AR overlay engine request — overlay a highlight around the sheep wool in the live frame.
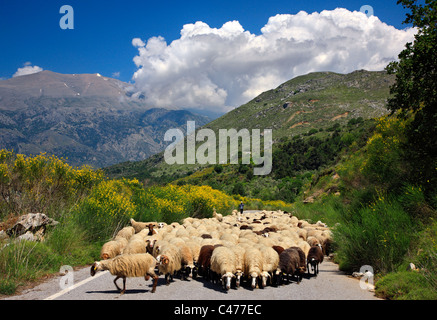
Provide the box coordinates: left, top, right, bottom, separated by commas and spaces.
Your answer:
100, 237, 128, 260
210, 246, 237, 290
90, 253, 158, 294
244, 247, 263, 289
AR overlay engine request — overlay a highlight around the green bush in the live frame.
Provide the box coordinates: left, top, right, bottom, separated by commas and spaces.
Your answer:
334, 197, 414, 274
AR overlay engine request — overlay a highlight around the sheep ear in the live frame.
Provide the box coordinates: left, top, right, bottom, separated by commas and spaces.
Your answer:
163, 256, 169, 265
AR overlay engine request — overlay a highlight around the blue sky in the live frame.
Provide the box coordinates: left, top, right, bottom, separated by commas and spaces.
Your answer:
0, 0, 412, 83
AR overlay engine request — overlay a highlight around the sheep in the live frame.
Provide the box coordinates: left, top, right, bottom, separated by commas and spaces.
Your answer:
307, 244, 324, 276
272, 245, 285, 255
213, 209, 223, 222
244, 247, 263, 289
123, 237, 147, 255
174, 242, 196, 280
115, 226, 135, 241
100, 237, 128, 260
197, 245, 215, 280
258, 245, 280, 288
229, 245, 246, 287
147, 223, 158, 236
273, 248, 301, 286
130, 218, 157, 233
306, 236, 320, 247
90, 253, 158, 294
289, 246, 307, 275
210, 246, 237, 290
156, 243, 183, 285
185, 239, 201, 264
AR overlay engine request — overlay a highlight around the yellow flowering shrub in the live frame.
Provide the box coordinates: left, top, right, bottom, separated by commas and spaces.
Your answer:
74, 179, 136, 240
0, 150, 103, 218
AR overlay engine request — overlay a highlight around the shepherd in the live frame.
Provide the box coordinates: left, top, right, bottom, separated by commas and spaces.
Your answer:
239, 201, 244, 215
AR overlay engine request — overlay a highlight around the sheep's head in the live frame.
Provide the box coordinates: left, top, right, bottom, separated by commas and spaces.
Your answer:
298, 266, 306, 274
222, 272, 235, 290
249, 272, 259, 289
272, 269, 283, 286
90, 262, 101, 276
156, 255, 169, 265
158, 222, 165, 229
260, 271, 271, 287
235, 270, 244, 287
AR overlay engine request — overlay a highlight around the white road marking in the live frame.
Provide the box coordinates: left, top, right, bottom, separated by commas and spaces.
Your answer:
44, 270, 109, 300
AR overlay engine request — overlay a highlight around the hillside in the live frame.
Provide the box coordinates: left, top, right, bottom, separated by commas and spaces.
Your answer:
0, 71, 210, 167
105, 69, 395, 181
205, 69, 394, 138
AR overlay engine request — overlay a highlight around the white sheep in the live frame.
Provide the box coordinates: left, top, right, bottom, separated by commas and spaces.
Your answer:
258, 245, 280, 288
210, 246, 237, 290
156, 243, 183, 285
100, 237, 128, 260
115, 226, 135, 241
90, 253, 158, 294
244, 247, 263, 289
130, 218, 157, 233
123, 237, 147, 255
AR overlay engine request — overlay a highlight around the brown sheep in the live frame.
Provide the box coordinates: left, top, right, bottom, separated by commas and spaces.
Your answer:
307, 245, 324, 276
272, 245, 285, 255
274, 248, 301, 285
197, 245, 215, 280
289, 246, 306, 275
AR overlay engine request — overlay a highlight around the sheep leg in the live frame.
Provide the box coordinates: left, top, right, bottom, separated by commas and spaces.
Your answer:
113, 276, 126, 294
150, 274, 158, 293
165, 274, 170, 285
121, 277, 126, 294
113, 276, 122, 292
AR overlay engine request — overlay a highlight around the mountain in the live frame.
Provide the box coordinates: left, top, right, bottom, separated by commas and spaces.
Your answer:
204, 69, 394, 139
0, 71, 210, 167
104, 69, 395, 180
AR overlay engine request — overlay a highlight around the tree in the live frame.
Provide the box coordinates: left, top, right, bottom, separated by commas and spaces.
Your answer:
385, 0, 437, 196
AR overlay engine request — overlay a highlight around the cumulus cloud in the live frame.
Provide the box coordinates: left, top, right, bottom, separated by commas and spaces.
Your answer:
13, 63, 43, 77
131, 8, 416, 114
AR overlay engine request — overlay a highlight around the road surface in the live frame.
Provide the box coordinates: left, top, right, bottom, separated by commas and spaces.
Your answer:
3, 256, 379, 301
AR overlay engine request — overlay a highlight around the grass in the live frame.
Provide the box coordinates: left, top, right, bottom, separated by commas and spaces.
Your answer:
0, 213, 101, 295
376, 271, 437, 300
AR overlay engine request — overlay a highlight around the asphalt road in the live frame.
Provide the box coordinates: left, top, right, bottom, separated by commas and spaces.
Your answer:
3, 257, 380, 301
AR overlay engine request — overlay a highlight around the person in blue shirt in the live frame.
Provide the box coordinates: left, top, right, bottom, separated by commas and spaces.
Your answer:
239, 201, 244, 214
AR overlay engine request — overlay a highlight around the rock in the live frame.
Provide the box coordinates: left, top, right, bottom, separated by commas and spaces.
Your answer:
17, 231, 37, 242
352, 272, 364, 278
0, 230, 9, 241
6, 213, 58, 237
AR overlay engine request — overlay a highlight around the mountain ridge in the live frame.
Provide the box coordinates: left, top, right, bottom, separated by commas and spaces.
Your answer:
0, 71, 210, 167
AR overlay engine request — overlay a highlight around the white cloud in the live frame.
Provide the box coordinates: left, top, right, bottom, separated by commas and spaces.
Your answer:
13, 63, 43, 77
131, 8, 416, 114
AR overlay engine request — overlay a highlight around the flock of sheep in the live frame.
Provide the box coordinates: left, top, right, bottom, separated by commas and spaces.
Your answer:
90, 209, 332, 294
